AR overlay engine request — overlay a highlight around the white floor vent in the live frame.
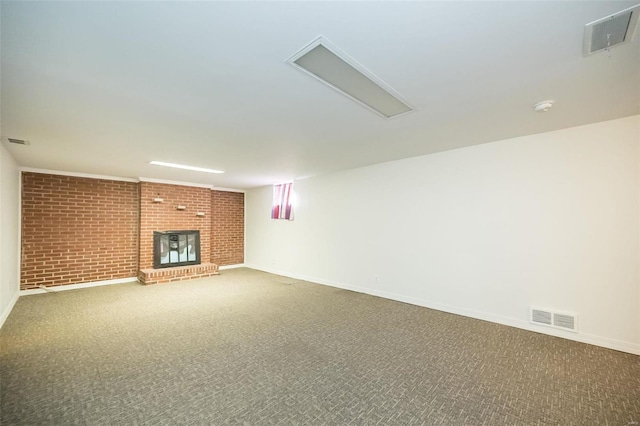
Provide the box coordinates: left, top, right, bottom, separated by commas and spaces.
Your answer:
530, 307, 578, 333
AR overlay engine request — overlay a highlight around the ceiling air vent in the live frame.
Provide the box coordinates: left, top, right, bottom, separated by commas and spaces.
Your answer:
286, 37, 413, 119
530, 307, 578, 333
583, 4, 640, 55
6, 137, 30, 145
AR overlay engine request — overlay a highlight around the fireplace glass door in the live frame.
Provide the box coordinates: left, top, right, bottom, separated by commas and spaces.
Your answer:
153, 230, 200, 269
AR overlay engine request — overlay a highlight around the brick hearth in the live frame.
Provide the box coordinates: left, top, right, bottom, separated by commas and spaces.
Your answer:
138, 263, 219, 285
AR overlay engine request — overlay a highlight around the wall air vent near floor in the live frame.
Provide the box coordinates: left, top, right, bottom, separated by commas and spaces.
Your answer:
530, 307, 578, 333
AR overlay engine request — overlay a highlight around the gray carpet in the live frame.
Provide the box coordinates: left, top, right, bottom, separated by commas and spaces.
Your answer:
1, 268, 639, 425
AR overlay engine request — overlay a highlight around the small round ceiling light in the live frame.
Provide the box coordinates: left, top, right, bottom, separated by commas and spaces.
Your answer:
533, 100, 554, 112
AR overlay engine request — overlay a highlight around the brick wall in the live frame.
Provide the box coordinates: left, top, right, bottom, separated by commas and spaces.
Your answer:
21, 173, 139, 290
139, 182, 211, 270
21, 174, 244, 289
211, 190, 244, 265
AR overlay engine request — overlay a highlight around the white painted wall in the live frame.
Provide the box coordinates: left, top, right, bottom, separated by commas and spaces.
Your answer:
246, 115, 640, 354
0, 143, 20, 328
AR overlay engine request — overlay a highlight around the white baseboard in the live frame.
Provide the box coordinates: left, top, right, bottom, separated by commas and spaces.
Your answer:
20, 277, 138, 296
245, 264, 640, 356
0, 291, 19, 330
219, 264, 246, 270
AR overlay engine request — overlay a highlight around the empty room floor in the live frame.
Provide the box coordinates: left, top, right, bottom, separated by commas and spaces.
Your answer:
1, 268, 638, 425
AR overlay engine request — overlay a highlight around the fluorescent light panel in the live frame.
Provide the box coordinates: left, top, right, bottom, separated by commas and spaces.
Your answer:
288, 39, 413, 118
150, 161, 224, 174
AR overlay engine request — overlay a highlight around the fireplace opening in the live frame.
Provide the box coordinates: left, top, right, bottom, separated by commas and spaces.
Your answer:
153, 230, 201, 269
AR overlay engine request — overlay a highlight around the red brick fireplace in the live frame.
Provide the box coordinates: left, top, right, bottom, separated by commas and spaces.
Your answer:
137, 181, 219, 285
20, 172, 244, 289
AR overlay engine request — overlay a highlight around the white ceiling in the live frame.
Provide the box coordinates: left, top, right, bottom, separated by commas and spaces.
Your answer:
2, 1, 639, 189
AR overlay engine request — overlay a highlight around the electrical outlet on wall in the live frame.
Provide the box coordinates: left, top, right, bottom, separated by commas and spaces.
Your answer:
373, 274, 380, 283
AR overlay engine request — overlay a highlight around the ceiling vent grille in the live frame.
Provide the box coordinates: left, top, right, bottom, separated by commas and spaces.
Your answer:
583, 4, 640, 55
6, 138, 30, 145
530, 307, 578, 333
286, 37, 413, 119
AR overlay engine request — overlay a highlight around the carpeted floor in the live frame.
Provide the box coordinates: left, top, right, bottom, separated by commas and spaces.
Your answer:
1, 268, 638, 425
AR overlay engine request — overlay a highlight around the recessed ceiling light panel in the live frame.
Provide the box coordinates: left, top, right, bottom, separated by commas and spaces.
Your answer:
150, 161, 224, 174
287, 37, 414, 119
583, 4, 640, 55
